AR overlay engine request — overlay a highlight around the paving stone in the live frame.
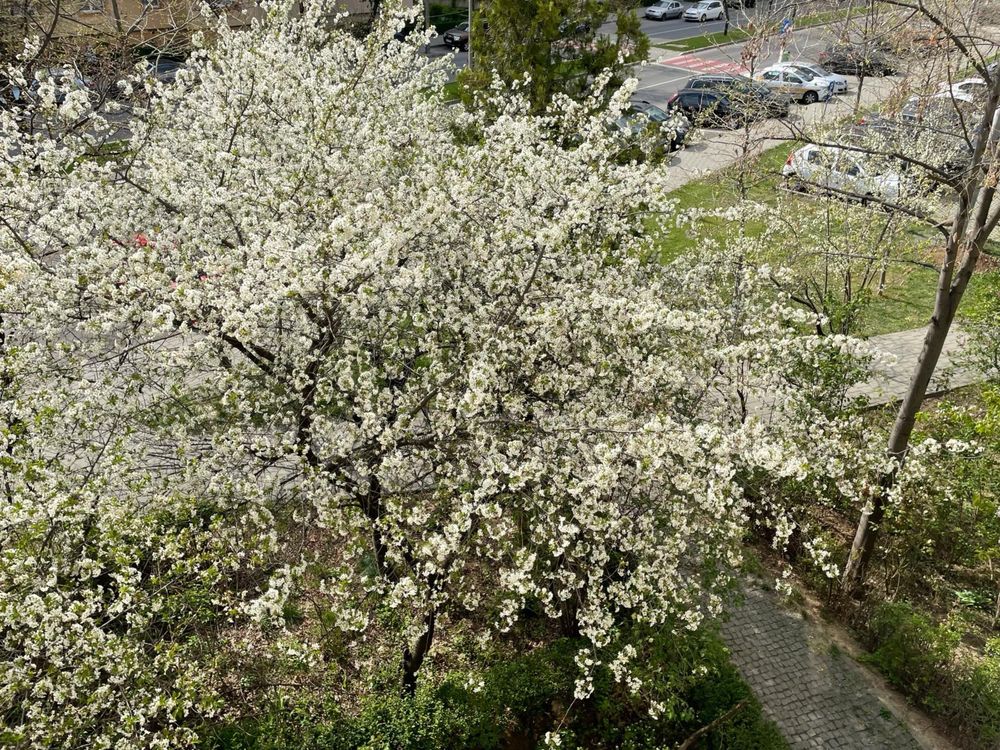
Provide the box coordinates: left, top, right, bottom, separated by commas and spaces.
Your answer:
721, 586, 922, 749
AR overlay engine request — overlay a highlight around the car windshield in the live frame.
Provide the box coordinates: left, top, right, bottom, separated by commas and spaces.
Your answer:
638, 104, 669, 122
456, 22, 469, 31
695, 2, 712, 7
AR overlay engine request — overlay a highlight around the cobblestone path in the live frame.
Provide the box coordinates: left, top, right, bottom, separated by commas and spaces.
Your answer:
721, 585, 923, 749
848, 325, 980, 406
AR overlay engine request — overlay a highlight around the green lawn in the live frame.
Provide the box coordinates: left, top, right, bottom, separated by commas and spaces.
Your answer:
649, 142, 994, 337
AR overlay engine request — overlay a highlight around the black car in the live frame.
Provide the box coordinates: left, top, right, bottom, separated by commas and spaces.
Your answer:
681, 74, 790, 117
442, 21, 471, 50
629, 99, 690, 150
146, 57, 186, 85
667, 85, 789, 128
558, 18, 592, 36
818, 43, 895, 76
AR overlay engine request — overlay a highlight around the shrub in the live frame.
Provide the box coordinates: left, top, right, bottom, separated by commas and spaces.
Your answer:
862, 602, 1000, 748
202, 629, 787, 750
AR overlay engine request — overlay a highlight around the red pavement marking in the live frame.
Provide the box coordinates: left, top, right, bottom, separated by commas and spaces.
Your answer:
659, 54, 747, 75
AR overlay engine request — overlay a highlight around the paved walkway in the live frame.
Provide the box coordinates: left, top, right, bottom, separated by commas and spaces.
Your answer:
850, 325, 980, 406
722, 584, 926, 749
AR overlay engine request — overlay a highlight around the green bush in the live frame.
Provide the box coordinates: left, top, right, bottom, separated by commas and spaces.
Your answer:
202, 630, 786, 750
863, 602, 959, 703
428, 4, 467, 32
862, 602, 1000, 748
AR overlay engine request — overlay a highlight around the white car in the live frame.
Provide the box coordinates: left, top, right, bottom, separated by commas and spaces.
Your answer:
755, 65, 833, 104
645, 0, 684, 19
782, 144, 905, 203
782, 61, 848, 94
683, 0, 725, 21
938, 77, 987, 103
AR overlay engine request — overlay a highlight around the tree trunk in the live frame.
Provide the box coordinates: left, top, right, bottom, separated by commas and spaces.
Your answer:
402, 609, 436, 696
842, 88, 1000, 591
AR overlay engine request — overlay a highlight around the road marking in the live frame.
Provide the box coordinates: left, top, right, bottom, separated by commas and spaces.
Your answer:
658, 54, 747, 74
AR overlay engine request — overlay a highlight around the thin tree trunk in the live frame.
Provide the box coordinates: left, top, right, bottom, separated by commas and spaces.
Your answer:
842, 91, 1000, 591
402, 609, 436, 695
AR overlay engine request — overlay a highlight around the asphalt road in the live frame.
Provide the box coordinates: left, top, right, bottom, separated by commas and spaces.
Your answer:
632, 25, 836, 107
599, 5, 769, 44
428, 7, 778, 68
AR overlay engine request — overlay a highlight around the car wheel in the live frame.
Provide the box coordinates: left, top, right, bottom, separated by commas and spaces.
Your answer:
802, 90, 818, 105
700, 14, 707, 21
861, 193, 873, 207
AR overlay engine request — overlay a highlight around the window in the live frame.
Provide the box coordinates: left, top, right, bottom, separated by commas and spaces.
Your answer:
79, 0, 103, 12
806, 149, 831, 167
762, 71, 780, 81
787, 75, 803, 84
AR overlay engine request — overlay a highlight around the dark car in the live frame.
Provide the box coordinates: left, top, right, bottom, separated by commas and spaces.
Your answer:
818, 43, 896, 76
558, 18, 592, 35
146, 57, 186, 85
681, 74, 790, 117
848, 114, 973, 179
667, 84, 788, 128
725, 0, 756, 8
900, 94, 977, 129
629, 99, 691, 150
443, 21, 471, 50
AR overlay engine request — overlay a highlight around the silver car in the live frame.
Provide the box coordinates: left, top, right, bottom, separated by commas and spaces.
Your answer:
646, 0, 684, 19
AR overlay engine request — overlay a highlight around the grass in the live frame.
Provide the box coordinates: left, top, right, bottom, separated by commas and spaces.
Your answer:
442, 80, 462, 102
648, 140, 991, 337
653, 8, 851, 53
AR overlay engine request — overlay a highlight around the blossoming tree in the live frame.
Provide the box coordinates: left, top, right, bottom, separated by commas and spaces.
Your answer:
0, 4, 880, 746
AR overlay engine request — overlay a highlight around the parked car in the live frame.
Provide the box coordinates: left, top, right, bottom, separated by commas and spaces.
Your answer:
754, 64, 833, 104
645, 0, 684, 20
818, 43, 896, 76
937, 77, 988, 104
628, 99, 691, 150
682, 74, 791, 117
668, 85, 787, 128
782, 144, 908, 203
146, 57, 187, 85
900, 93, 977, 129
443, 21, 471, 50
683, 0, 725, 22
6, 66, 90, 107
782, 60, 848, 94
847, 115, 972, 180
558, 18, 592, 35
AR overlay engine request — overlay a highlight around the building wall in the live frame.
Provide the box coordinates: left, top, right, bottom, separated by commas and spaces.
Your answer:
4, 0, 407, 49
